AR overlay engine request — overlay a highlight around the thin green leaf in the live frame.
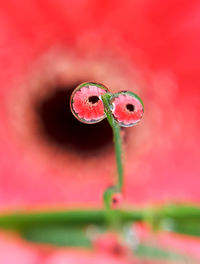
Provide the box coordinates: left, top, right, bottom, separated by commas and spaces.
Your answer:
21, 225, 91, 247
135, 243, 192, 262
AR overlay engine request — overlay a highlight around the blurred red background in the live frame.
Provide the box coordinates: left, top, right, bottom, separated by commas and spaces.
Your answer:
0, 0, 200, 263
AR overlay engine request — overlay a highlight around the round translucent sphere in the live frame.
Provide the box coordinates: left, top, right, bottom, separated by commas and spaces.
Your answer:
70, 82, 109, 124
111, 91, 144, 127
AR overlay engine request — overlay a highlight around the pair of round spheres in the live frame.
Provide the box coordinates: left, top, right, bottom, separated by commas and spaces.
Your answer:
70, 82, 144, 127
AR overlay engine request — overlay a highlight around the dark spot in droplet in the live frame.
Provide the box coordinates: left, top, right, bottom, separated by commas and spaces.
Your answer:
112, 198, 117, 204
126, 104, 134, 112
35, 83, 113, 155
88, 96, 99, 104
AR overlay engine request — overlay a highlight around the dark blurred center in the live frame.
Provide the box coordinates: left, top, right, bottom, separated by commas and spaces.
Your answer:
126, 104, 134, 112
36, 84, 113, 154
88, 95, 99, 104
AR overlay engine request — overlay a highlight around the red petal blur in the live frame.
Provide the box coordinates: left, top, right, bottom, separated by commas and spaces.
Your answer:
0, 0, 199, 209
0, 0, 200, 263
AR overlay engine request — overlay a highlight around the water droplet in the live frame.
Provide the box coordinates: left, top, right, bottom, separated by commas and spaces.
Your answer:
111, 91, 144, 127
111, 192, 123, 209
70, 82, 109, 124
123, 225, 139, 249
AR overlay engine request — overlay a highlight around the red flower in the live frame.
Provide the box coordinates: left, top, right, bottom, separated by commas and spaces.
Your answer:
111, 92, 144, 127
71, 82, 108, 123
0, 0, 199, 208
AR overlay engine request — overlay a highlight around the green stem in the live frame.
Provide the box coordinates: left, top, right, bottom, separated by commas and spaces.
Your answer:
0, 209, 142, 230
113, 122, 123, 190
101, 93, 123, 192
1, 204, 200, 233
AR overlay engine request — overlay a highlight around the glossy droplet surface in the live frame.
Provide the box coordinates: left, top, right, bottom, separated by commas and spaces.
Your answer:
111, 91, 144, 127
70, 82, 109, 124
111, 192, 123, 209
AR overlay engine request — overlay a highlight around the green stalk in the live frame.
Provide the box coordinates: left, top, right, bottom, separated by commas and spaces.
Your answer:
112, 122, 123, 190
101, 93, 123, 192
